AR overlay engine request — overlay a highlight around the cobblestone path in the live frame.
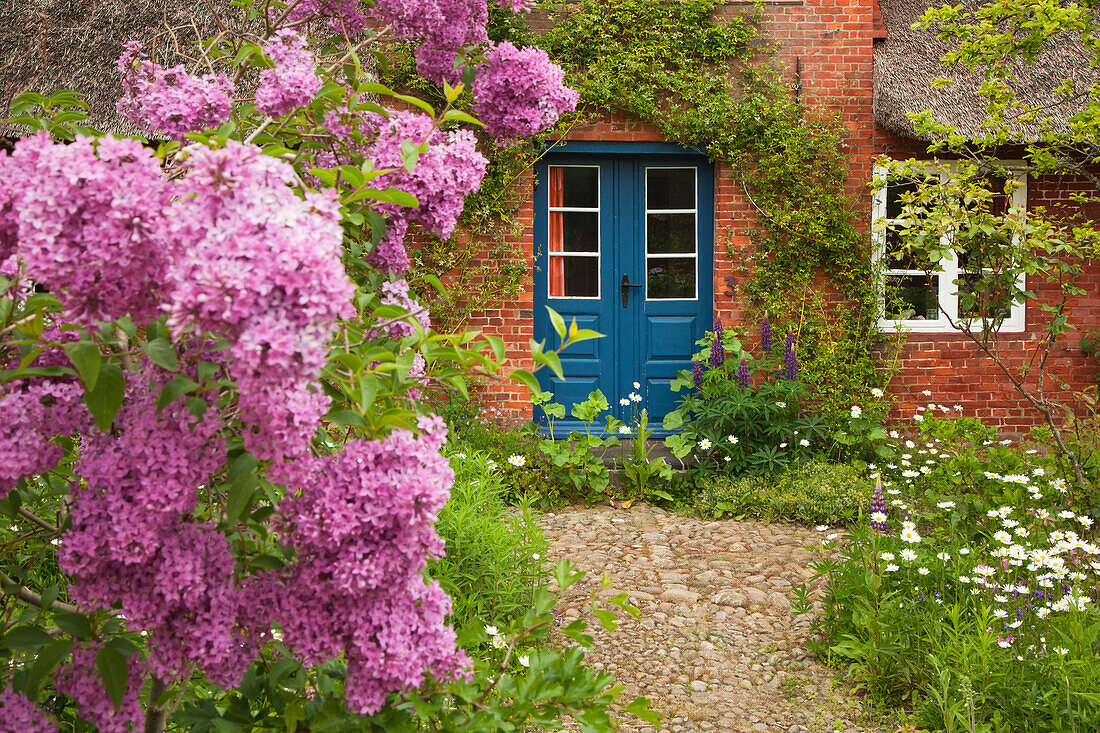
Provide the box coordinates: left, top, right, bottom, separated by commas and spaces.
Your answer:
537, 505, 891, 733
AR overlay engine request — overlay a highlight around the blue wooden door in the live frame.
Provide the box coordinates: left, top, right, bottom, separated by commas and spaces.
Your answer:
533, 145, 714, 436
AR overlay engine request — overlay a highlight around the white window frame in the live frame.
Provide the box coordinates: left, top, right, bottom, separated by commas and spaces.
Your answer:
873, 161, 1027, 334
644, 166, 699, 301
547, 164, 601, 300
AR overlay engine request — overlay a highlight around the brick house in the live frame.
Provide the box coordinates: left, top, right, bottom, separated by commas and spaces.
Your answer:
451, 0, 1100, 433
3, 0, 1097, 434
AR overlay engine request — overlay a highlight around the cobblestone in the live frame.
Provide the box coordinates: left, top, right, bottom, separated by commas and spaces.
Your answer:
537, 504, 889, 733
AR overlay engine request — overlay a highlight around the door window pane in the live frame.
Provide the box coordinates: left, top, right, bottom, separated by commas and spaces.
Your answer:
550, 255, 599, 297
647, 257, 695, 299
549, 211, 599, 252
647, 213, 695, 254
558, 166, 599, 208
646, 168, 695, 210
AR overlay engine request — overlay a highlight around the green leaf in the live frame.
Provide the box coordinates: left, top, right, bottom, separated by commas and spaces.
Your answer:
86, 362, 125, 431
63, 340, 101, 391
23, 639, 74, 697
142, 337, 178, 371
3, 625, 53, 652
510, 368, 540, 396
53, 611, 93, 640
547, 306, 567, 341
96, 645, 129, 711
622, 696, 661, 724
591, 606, 617, 633
156, 375, 199, 413
533, 349, 565, 380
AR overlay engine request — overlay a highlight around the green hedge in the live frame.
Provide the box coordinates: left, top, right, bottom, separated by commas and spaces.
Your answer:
697, 461, 869, 524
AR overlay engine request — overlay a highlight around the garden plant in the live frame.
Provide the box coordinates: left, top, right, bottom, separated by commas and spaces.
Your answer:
0, 0, 660, 730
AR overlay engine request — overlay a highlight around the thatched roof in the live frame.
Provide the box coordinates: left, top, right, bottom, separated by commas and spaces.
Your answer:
873, 0, 1100, 141
0, 0, 244, 137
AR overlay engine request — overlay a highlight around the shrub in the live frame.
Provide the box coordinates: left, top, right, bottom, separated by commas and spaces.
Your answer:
698, 460, 869, 523
432, 451, 548, 633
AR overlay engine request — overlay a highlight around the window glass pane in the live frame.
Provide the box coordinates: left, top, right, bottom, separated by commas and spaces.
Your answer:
558, 167, 598, 208
647, 257, 695, 299
647, 213, 696, 254
549, 211, 599, 253
958, 272, 1013, 320
884, 230, 927, 271
647, 168, 695, 210
885, 274, 939, 320
885, 173, 936, 219
549, 255, 598, 298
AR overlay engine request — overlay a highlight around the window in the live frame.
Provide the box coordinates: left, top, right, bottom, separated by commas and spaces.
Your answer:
547, 165, 600, 298
873, 162, 1027, 333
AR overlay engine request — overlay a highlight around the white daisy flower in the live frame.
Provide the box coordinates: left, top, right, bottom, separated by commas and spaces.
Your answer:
900, 549, 917, 561
871, 387, 884, 398
697, 438, 712, 450
618, 426, 631, 435
850, 405, 863, 419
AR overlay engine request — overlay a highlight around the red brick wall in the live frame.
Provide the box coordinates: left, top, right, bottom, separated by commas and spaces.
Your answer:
443, 0, 1100, 429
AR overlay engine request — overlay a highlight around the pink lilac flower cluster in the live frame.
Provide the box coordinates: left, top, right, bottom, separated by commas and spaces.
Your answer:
164, 141, 355, 461
366, 110, 487, 240
376, 279, 431, 339
54, 644, 148, 733
367, 220, 411, 275
0, 686, 54, 733
268, 415, 467, 714
116, 42, 233, 140
0, 134, 172, 326
472, 42, 579, 142
255, 30, 322, 116
58, 366, 259, 690
372, 0, 488, 84
406, 351, 428, 400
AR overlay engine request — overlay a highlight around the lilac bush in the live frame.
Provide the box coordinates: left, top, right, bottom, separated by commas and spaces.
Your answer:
472, 42, 580, 142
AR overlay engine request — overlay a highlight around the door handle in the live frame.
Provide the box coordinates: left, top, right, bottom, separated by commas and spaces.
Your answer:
620, 274, 642, 308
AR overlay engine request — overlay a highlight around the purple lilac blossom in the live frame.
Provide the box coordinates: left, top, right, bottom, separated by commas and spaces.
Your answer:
164, 141, 355, 461
268, 416, 468, 715
375, 279, 431, 339
365, 110, 487, 240
783, 330, 798, 381
116, 42, 232, 140
287, 0, 371, 37
692, 359, 705, 387
737, 357, 750, 388
472, 42, 579, 142
367, 219, 411, 275
0, 686, 54, 732
709, 317, 725, 368
1, 134, 172, 326
54, 644, 148, 733
256, 30, 322, 116
870, 480, 888, 533
372, 0, 488, 84
760, 314, 773, 353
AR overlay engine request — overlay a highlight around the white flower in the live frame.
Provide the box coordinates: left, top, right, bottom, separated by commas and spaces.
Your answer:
871, 387, 884, 398
871, 512, 887, 524
532, 553, 540, 560
997, 639, 1012, 648
922, 389, 932, 396
993, 609, 1008, 618
633, 381, 641, 390
507, 454, 526, 467
953, 404, 963, 412
885, 564, 899, 572
485, 625, 499, 637
452, 452, 467, 459
850, 405, 863, 419
993, 531, 1013, 544
881, 552, 896, 561
486, 460, 497, 470
1079, 516, 1094, 528
1059, 511, 1077, 519
914, 413, 924, 422
900, 528, 922, 544
698, 438, 712, 451
1054, 647, 1069, 656
629, 392, 642, 403
937, 501, 955, 509
518, 654, 530, 668
619, 398, 630, 406
918, 567, 930, 576
889, 430, 900, 438
779, 442, 788, 449
727, 435, 739, 444
937, 552, 950, 561
959, 547, 970, 555
902, 469, 919, 478
491, 635, 507, 650
902, 520, 916, 530
618, 426, 631, 435
723, 455, 731, 462
815, 525, 829, 532
799, 438, 810, 447
776, 401, 787, 408
900, 549, 917, 561
1032, 467, 1045, 476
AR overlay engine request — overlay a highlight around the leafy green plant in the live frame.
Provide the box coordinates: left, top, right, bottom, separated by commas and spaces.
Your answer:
532, 389, 622, 497
698, 461, 870, 524
620, 407, 675, 502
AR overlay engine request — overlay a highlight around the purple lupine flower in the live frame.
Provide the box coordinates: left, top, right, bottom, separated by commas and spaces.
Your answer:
783, 331, 798, 381
737, 357, 750, 388
709, 317, 725, 368
760, 314, 773, 353
692, 359, 705, 386
870, 477, 888, 533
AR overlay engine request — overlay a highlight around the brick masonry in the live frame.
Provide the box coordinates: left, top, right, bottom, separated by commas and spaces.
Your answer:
436, 0, 1100, 428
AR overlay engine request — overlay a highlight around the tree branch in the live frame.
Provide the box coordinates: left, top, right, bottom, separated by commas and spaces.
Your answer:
0, 568, 82, 614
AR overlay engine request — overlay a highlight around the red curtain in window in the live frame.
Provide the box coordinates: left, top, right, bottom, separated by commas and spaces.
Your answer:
548, 167, 565, 297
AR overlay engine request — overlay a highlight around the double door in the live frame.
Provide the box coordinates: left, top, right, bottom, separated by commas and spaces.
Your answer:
533, 149, 714, 436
